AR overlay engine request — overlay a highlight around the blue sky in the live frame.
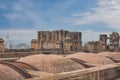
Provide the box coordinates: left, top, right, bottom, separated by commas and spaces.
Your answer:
0, 0, 120, 45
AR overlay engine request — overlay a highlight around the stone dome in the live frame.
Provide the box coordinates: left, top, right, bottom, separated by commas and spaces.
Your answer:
18, 54, 85, 74
11, 61, 39, 71
0, 64, 24, 80
98, 52, 120, 60
67, 52, 115, 65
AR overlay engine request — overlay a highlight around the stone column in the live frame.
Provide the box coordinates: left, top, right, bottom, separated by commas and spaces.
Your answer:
99, 34, 107, 52
40, 31, 44, 49
78, 32, 82, 51
51, 31, 54, 42
109, 32, 119, 51
55, 31, 58, 42
38, 31, 41, 41
58, 30, 62, 42
0, 38, 4, 51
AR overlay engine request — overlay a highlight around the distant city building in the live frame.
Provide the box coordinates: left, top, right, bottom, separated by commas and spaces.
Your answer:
31, 30, 82, 51
12, 43, 29, 49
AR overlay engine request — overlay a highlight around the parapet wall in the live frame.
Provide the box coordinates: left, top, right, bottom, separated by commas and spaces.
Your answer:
28, 63, 120, 80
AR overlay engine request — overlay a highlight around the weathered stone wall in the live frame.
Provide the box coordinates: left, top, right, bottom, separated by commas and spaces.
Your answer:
32, 31, 120, 52
84, 34, 108, 53
31, 39, 39, 49
109, 32, 119, 51
37, 30, 82, 51
86, 41, 99, 53
99, 34, 107, 52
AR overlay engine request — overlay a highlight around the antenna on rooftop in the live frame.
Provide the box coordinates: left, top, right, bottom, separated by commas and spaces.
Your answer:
5, 32, 12, 49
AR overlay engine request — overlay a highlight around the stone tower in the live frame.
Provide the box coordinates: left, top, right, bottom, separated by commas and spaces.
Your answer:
109, 32, 119, 51
99, 34, 107, 52
31, 39, 39, 49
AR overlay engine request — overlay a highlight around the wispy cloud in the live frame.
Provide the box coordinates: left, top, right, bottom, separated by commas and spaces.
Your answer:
0, 4, 6, 9
72, 0, 120, 30
0, 29, 37, 45
5, 0, 32, 19
3, 0, 76, 29
4, 0, 45, 28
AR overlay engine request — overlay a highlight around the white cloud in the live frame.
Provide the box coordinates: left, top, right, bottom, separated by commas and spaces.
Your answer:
72, 0, 120, 30
5, 0, 33, 19
0, 4, 6, 9
5, 13, 22, 19
4, 0, 45, 28
0, 29, 37, 45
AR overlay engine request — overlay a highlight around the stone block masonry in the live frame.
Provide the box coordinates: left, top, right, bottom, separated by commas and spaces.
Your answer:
31, 30, 82, 51
0, 38, 4, 51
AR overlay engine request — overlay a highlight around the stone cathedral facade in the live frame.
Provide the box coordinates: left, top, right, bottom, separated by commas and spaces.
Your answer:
31, 30, 82, 51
